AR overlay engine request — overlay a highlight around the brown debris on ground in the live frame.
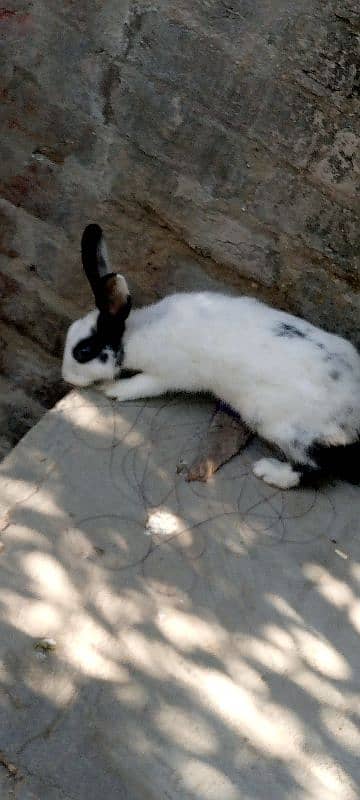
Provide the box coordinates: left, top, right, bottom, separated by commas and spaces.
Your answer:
186, 405, 252, 482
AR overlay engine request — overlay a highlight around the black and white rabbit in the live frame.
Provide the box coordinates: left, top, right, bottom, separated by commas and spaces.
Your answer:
62, 224, 360, 489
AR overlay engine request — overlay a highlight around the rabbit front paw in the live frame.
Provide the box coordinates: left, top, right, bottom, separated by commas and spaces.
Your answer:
96, 380, 119, 398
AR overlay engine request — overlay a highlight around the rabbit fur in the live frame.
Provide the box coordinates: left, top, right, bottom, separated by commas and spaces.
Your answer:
62, 225, 360, 489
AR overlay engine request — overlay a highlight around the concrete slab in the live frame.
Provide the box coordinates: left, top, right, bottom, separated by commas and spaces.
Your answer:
0, 391, 359, 800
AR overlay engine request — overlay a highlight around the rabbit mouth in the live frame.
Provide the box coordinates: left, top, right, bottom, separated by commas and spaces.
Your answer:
62, 373, 93, 388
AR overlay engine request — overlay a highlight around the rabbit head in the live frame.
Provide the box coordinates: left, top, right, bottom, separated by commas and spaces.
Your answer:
62, 224, 131, 387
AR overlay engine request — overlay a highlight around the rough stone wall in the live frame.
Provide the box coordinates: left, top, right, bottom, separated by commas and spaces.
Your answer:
0, 0, 359, 456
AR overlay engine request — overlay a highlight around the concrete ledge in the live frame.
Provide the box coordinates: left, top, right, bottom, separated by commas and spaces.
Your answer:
0, 391, 359, 799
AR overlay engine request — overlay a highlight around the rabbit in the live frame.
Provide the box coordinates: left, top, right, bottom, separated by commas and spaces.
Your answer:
62, 224, 360, 489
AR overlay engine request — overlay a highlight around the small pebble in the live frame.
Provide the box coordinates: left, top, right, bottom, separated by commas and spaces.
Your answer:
176, 458, 188, 474
146, 509, 183, 537
34, 637, 57, 652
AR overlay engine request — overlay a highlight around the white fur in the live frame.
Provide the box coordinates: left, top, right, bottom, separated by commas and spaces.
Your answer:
62, 291, 360, 486
253, 458, 301, 488
62, 310, 117, 387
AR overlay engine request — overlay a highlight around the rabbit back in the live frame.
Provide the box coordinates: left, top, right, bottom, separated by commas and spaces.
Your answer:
123, 292, 360, 465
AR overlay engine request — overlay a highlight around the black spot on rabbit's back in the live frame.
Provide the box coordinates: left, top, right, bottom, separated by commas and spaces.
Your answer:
276, 323, 307, 339
324, 352, 352, 372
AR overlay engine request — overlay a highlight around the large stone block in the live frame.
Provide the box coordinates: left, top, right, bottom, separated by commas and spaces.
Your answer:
0, 375, 45, 456
250, 170, 360, 277
0, 200, 87, 303
284, 7, 360, 105
278, 249, 360, 348
0, 322, 63, 407
0, 261, 74, 357
0, 0, 359, 456
124, 9, 272, 132
309, 128, 360, 207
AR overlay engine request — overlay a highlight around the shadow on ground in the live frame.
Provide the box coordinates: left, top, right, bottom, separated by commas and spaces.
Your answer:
0, 391, 359, 800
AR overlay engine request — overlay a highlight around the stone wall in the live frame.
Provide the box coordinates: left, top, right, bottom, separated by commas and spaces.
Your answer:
0, 0, 359, 456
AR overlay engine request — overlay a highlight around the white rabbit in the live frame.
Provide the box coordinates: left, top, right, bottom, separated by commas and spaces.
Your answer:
62, 224, 360, 489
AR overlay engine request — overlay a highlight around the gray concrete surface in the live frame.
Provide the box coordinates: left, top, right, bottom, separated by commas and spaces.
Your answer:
0, 390, 359, 799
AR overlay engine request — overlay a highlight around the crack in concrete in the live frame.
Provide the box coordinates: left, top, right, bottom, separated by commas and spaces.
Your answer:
17, 689, 78, 758
0, 752, 21, 779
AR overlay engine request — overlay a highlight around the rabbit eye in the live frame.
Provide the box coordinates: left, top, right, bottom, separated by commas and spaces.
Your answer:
73, 336, 101, 364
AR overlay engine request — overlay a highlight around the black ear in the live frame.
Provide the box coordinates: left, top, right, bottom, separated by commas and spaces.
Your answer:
98, 274, 132, 317
81, 224, 112, 297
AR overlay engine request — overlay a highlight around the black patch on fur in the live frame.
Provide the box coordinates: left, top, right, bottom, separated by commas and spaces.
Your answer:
73, 336, 102, 364
276, 323, 307, 339
288, 436, 360, 488
115, 342, 125, 368
216, 399, 242, 420
99, 351, 109, 363
81, 224, 107, 296
329, 369, 340, 381
120, 369, 142, 379
325, 353, 352, 372
73, 301, 131, 367
306, 439, 360, 484
294, 464, 326, 489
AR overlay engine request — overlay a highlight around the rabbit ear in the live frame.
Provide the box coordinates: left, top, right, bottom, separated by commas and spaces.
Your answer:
81, 224, 112, 296
99, 274, 132, 318
81, 225, 131, 318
